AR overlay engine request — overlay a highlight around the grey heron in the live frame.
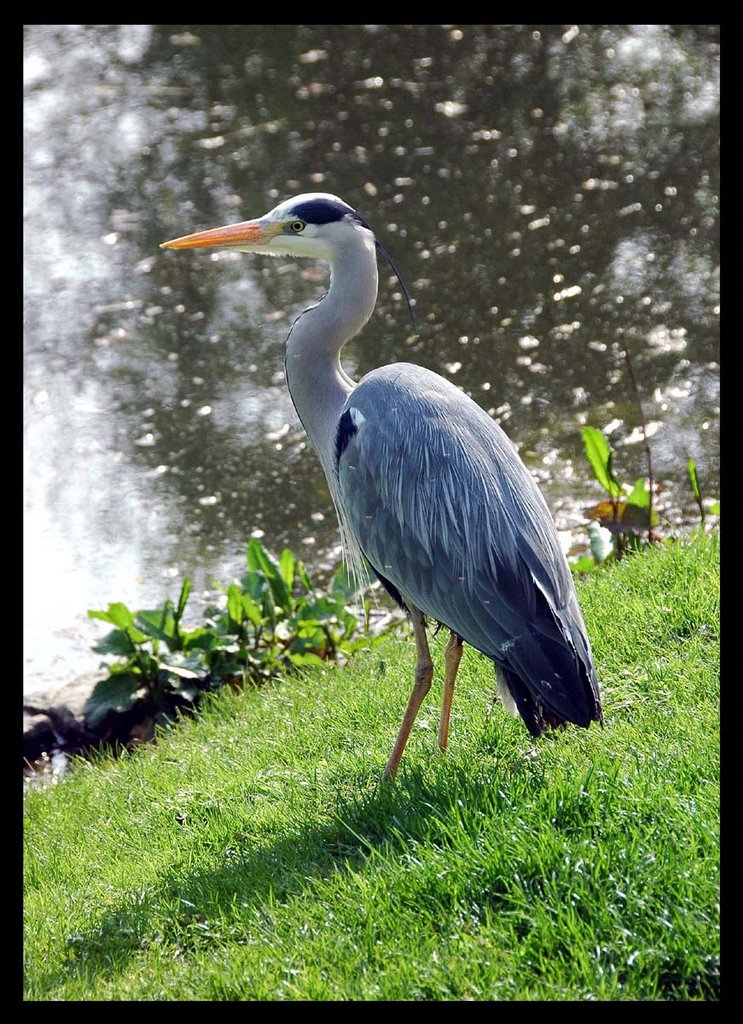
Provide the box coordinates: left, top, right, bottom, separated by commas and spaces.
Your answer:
161, 193, 603, 780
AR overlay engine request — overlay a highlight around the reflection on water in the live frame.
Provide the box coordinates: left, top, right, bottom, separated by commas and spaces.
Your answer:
24, 25, 719, 691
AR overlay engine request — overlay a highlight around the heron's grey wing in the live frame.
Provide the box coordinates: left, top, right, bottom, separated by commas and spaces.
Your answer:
336, 364, 601, 733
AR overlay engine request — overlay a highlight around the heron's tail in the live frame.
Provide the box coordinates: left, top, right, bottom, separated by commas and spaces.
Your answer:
494, 625, 603, 737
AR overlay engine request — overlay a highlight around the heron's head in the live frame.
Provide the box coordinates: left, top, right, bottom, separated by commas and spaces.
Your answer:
161, 192, 415, 329
160, 192, 372, 263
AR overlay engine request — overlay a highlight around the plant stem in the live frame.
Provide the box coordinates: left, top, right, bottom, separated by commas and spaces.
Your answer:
623, 341, 658, 543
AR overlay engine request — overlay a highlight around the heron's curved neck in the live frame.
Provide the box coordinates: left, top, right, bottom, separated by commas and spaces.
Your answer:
284, 229, 378, 474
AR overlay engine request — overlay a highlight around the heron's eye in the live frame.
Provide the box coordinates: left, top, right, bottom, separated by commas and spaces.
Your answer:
289, 220, 305, 233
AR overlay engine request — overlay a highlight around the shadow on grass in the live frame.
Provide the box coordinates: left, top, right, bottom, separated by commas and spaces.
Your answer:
39, 753, 526, 995
35, 727, 718, 1001
30, 761, 435, 983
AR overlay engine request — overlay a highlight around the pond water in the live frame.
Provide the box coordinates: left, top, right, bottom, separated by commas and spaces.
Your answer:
24, 24, 719, 692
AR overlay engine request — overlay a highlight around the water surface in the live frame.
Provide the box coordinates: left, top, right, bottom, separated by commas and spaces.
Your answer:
24, 25, 720, 690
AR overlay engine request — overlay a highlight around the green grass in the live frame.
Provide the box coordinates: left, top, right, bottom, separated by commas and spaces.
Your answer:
24, 532, 719, 1000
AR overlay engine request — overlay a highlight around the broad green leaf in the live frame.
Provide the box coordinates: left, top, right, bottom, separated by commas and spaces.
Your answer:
241, 592, 264, 628
297, 561, 314, 594
83, 673, 143, 727
92, 629, 136, 657
87, 602, 136, 629
710, 501, 720, 515
89, 610, 147, 645
688, 458, 702, 503
279, 548, 296, 589
241, 571, 267, 602
582, 427, 622, 498
246, 538, 276, 575
266, 568, 292, 612
266, 575, 291, 613
227, 583, 244, 625
182, 627, 216, 651
247, 539, 291, 610
88, 609, 115, 625
261, 589, 277, 626
135, 610, 175, 644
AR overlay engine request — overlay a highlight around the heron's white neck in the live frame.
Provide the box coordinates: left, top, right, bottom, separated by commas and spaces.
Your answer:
283, 227, 379, 478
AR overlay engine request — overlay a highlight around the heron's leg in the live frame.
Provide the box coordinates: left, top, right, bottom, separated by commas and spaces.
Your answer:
438, 632, 464, 752
382, 606, 433, 782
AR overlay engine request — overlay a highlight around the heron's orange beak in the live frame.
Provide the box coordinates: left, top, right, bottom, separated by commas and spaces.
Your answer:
160, 218, 281, 250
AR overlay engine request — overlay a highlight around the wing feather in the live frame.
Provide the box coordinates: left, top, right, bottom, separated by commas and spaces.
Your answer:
335, 363, 602, 732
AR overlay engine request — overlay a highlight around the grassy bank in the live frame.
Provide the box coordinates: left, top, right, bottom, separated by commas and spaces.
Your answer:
24, 533, 719, 1000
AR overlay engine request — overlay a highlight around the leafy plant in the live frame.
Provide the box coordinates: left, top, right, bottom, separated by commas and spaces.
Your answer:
83, 539, 371, 737
574, 341, 667, 570
580, 426, 659, 563
576, 431, 719, 573
85, 583, 203, 727
577, 340, 718, 575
